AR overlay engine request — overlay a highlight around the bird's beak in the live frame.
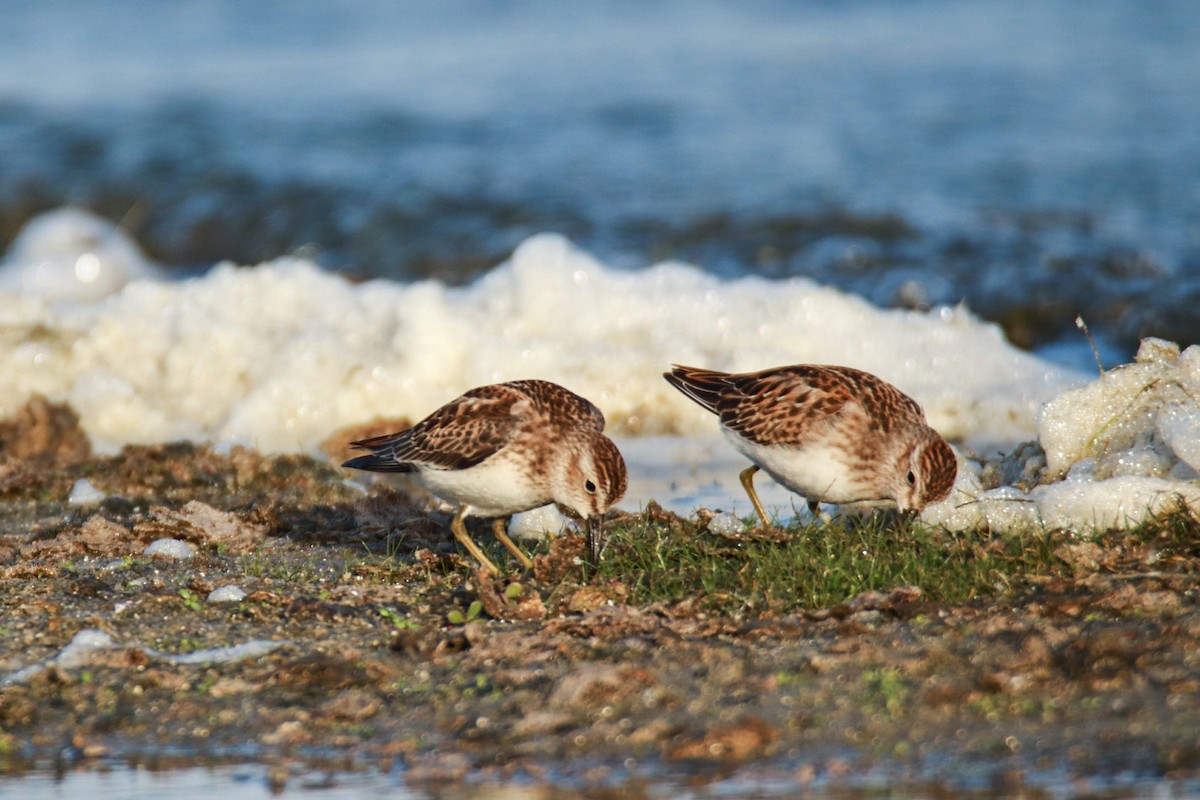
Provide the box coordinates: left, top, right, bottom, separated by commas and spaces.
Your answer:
586, 515, 605, 566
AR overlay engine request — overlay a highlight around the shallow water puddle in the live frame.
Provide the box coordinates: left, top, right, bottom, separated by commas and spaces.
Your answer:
0, 762, 1195, 800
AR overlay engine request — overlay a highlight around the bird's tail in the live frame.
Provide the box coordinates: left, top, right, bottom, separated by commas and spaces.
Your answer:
341, 433, 415, 473
662, 364, 730, 414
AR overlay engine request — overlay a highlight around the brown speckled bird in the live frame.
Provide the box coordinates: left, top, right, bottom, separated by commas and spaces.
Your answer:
664, 364, 957, 522
342, 379, 627, 573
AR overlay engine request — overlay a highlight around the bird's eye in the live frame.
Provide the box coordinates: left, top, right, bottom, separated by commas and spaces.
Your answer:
585, 479, 597, 493
906, 470, 916, 486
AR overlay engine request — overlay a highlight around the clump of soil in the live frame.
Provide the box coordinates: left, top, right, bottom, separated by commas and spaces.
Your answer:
0, 394, 91, 464
0, 397, 1198, 795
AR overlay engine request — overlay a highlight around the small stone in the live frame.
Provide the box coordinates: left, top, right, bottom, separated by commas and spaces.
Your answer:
67, 478, 107, 506
207, 585, 247, 603
510, 505, 578, 540
143, 538, 195, 560
705, 510, 742, 536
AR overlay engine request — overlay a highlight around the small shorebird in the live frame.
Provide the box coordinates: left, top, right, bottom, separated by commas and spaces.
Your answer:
342, 379, 627, 573
664, 364, 957, 523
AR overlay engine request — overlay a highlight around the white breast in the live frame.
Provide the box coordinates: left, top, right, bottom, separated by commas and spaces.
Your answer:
724, 428, 876, 504
416, 456, 549, 518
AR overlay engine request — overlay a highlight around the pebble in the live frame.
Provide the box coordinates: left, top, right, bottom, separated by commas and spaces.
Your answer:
705, 511, 742, 535
207, 585, 247, 603
510, 505, 578, 540
143, 538, 196, 560
67, 478, 107, 506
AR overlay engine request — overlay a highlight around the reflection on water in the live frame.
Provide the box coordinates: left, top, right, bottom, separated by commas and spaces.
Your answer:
0, 765, 413, 800
0, 761, 1194, 800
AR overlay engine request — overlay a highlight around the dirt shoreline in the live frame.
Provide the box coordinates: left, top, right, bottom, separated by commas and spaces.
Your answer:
1, 400, 1199, 796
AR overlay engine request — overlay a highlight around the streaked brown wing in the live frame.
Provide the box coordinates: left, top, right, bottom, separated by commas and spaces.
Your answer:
668, 363, 929, 450
347, 384, 526, 471
717, 366, 860, 446
506, 378, 607, 432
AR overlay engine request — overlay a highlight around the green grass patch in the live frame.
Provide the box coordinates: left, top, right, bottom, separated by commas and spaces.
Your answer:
595, 512, 1069, 613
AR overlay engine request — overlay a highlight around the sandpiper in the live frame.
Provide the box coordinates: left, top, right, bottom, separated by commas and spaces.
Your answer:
664, 364, 956, 522
343, 379, 627, 572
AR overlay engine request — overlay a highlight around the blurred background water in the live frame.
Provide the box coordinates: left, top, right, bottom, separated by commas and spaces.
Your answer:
1, 0, 1197, 356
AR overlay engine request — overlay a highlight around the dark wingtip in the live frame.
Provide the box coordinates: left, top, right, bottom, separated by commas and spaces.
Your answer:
662, 365, 689, 390
341, 454, 412, 473
662, 364, 724, 414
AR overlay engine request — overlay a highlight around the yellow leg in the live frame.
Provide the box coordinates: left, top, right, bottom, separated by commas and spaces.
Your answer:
739, 465, 771, 525
450, 506, 498, 574
492, 517, 533, 570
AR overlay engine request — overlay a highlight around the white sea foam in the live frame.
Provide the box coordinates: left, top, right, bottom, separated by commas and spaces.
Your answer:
4, 209, 1199, 534
923, 339, 1200, 534
0, 220, 1073, 453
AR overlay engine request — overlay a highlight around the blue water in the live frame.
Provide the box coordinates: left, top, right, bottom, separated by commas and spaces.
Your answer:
1, 0, 1198, 351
